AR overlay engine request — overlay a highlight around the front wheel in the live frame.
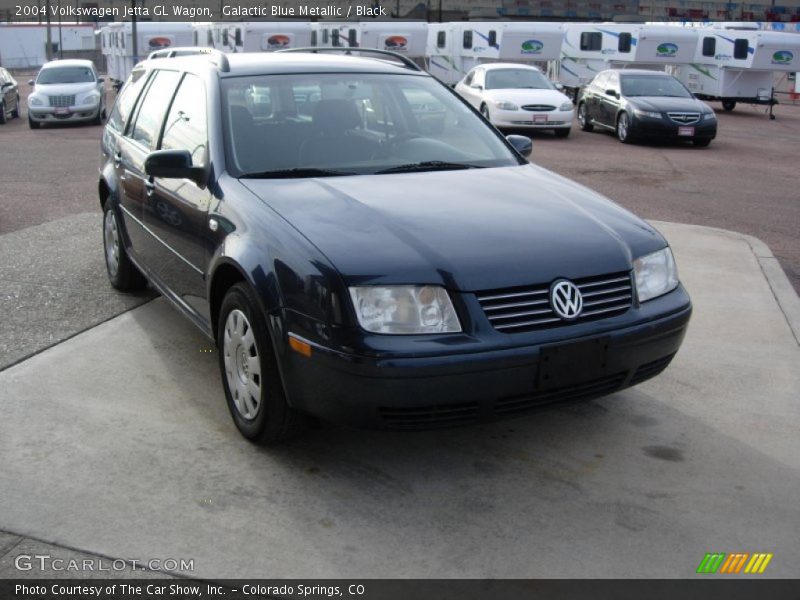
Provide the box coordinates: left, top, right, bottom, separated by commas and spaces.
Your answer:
480, 104, 491, 123
28, 115, 39, 129
577, 102, 593, 131
103, 205, 146, 291
721, 100, 736, 112
218, 283, 305, 444
616, 112, 633, 144
11, 96, 20, 118
0, 103, 6, 125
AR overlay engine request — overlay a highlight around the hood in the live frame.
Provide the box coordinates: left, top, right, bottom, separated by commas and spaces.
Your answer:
628, 96, 711, 113
239, 165, 666, 291
483, 88, 571, 107
33, 82, 99, 96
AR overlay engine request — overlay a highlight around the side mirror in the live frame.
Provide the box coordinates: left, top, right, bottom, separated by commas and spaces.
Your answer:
0, 82, 11, 90
506, 134, 532, 158
144, 150, 205, 185
28, 79, 35, 86
470, 83, 483, 90
553, 82, 565, 91
97, 77, 105, 83
605, 89, 618, 97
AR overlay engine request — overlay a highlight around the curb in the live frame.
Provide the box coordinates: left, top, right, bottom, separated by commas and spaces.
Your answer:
652, 220, 800, 347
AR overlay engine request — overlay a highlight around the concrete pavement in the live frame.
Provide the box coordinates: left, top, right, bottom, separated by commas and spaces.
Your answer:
0, 221, 798, 579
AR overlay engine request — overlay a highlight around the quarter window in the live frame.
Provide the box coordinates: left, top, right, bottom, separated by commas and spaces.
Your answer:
107, 68, 148, 132
129, 70, 180, 149
160, 74, 207, 168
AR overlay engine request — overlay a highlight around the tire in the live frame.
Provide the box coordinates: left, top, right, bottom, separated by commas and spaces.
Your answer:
693, 138, 712, 147
0, 102, 6, 125
103, 204, 147, 291
554, 128, 571, 138
616, 112, 633, 144
11, 96, 20, 118
218, 283, 305, 445
721, 100, 736, 112
480, 104, 491, 123
92, 107, 102, 125
28, 115, 39, 129
577, 102, 593, 132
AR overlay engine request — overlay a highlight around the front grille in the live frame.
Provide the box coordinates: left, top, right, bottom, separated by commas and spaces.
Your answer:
495, 372, 627, 416
49, 95, 75, 107
630, 353, 676, 385
378, 402, 479, 429
476, 271, 633, 333
667, 112, 700, 125
521, 104, 556, 112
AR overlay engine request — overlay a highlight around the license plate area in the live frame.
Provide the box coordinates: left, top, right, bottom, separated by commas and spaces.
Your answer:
534, 114, 548, 124
537, 337, 610, 390
54, 107, 71, 115
678, 126, 695, 136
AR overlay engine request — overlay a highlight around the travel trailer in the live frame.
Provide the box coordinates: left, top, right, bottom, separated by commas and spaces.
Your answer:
557, 23, 698, 95
669, 24, 800, 112
0, 23, 97, 69
211, 22, 313, 53
426, 22, 564, 85
311, 22, 428, 61
101, 22, 194, 86
191, 23, 216, 50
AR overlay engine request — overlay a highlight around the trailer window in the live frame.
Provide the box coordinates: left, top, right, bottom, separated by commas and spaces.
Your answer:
222, 30, 229, 47
322, 30, 329, 44
580, 32, 602, 51
463, 30, 473, 49
702, 37, 715, 57
733, 38, 749, 60
311, 31, 317, 46
235, 28, 242, 47
488, 30, 497, 47
437, 31, 446, 49
618, 32, 632, 53
349, 29, 357, 47
332, 29, 340, 47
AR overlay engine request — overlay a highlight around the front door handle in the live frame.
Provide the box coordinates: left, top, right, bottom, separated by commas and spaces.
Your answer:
145, 179, 155, 196
113, 152, 122, 166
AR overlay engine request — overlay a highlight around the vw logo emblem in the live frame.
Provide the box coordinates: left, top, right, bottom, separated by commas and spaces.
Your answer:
551, 280, 583, 320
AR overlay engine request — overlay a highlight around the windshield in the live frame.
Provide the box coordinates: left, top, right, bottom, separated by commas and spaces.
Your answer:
485, 69, 553, 91
222, 73, 521, 177
37, 66, 96, 84
621, 75, 692, 98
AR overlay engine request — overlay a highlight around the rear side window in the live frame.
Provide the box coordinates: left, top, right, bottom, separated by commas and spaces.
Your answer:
580, 32, 602, 51
159, 74, 207, 168
733, 38, 749, 59
702, 37, 716, 57
107, 69, 148, 132
618, 32, 632, 53
463, 30, 473, 49
437, 31, 446, 48
129, 70, 180, 149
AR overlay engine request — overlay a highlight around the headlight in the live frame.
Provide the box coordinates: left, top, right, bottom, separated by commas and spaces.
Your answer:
349, 285, 461, 334
634, 248, 679, 302
493, 100, 518, 111
559, 101, 574, 111
29, 96, 44, 106
703, 112, 716, 121
633, 108, 662, 119
80, 93, 100, 106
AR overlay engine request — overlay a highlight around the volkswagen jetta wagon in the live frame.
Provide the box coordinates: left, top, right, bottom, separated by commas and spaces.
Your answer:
99, 49, 691, 444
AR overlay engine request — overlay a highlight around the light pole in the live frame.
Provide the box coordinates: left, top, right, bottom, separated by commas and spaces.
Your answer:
45, 0, 53, 61
131, 0, 138, 65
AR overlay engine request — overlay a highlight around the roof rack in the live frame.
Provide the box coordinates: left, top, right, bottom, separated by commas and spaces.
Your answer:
276, 47, 423, 73
194, 47, 230, 73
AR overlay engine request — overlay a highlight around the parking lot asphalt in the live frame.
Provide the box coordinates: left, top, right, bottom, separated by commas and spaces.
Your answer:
0, 220, 798, 579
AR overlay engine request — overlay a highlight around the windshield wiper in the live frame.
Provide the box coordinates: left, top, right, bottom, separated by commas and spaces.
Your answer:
374, 161, 483, 175
239, 167, 356, 179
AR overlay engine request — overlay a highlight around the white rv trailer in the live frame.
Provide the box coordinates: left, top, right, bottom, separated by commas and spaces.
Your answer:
557, 23, 698, 96
104, 22, 194, 86
191, 23, 216, 50
426, 22, 564, 85
0, 23, 97, 69
669, 24, 800, 113
211, 22, 313, 53
311, 22, 427, 60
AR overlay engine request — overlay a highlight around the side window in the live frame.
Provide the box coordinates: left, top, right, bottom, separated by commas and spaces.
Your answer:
222, 29, 229, 47
607, 72, 619, 91
733, 38, 749, 60
437, 31, 446, 49
235, 28, 242, 47
311, 31, 318, 46
488, 30, 497, 47
160, 74, 207, 168
463, 30, 473, 50
129, 70, 180, 149
580, 32, 602, 51
464, 70, 474, 86
702, 37, 715, 57
332, 29, 340, 47
207, 31, 213, 46
618, 32, 632, 53
107, 68, 148, 132
348, 29, 357, 47
592, 72, 609, 90
322, 29, 329, 44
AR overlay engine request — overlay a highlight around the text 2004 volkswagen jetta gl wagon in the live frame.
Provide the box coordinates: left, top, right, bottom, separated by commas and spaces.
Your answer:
99, 49, 691, 443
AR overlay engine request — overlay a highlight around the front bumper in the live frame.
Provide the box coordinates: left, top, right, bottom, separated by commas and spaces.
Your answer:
631, 115, 717, 141
280, 286, 691, 429
492, 108, 574, 130
28, 105, 100, 123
